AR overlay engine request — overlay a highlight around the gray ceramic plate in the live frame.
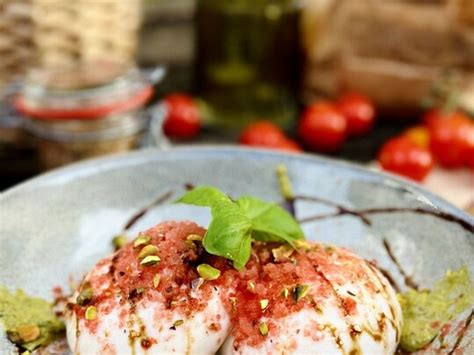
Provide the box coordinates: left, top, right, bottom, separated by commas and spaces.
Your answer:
1, 146, 473, 354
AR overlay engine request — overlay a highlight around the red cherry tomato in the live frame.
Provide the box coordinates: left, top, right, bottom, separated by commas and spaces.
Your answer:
429, 113, 474, 168
273, 138, 303, 153
239, 121, 302, 152
239, 121, 286, 146
422, 109, 450, 130
378, 136, 434, 181
162, 93, 201, 139
336, 93, 376, 136
298, 102, 347, 152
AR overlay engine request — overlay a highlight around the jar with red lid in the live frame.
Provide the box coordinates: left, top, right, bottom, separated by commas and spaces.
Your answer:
13, 61, 161, 169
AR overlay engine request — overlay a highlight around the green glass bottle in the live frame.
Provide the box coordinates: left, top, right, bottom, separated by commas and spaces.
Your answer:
195, 0, 300, 134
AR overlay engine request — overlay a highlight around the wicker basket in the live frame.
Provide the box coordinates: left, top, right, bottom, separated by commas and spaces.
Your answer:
0, 0, 141, 92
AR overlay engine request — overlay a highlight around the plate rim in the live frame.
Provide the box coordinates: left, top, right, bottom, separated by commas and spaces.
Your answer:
1, 145, 473, 228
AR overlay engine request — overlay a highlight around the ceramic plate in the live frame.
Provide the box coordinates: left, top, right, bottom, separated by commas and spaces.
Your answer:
0, 146, 473, 354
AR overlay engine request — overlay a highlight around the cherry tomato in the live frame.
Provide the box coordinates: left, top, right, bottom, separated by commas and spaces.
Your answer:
336, 93, 376, 136
240, 121, 286, 146
429, 113, 474, 168
422, 109, 453, 130
273, 138, 303, 153
298, 102, 347, 152
162, 93, 201, 139
378, 136, 434, 181
239, 121, 302, 152
403, 125, 430, 148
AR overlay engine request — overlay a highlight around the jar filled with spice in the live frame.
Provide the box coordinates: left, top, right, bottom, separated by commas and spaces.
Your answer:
14, 61, 155, 169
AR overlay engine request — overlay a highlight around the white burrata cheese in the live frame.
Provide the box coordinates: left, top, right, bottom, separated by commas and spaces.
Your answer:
65, 255, 231, 355
222, 248, 402, 355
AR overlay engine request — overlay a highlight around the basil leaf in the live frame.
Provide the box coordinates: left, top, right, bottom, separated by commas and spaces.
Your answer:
236, 196, 304, 244
203, 201, 252, 270
176, 186, 232, 208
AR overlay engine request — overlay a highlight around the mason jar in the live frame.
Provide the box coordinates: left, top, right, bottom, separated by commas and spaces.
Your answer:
14, 61, 155, 169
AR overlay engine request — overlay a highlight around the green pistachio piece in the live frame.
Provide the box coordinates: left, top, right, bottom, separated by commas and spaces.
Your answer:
259, 322, 269, 336
85, 306, 97, 321
173, 319, 184, 327
186, 234, 203, 242
76, 286, 93, 306
260, 299, 269, 310
134, 235, 151, 248
197, 264, 220, 280
138, 245, 159, 260
247, 281, 255, 292
272, 244, 294, 262
140, 255, 161, 266
112, 235, 128, 250
12, 325, 40, 343
276, 164, 294, 200
293, 284, 310, 302
281, 288, 289, 299
153, 274, 161, 288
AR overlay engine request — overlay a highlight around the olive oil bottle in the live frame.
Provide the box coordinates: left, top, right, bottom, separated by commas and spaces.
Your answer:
195, 0, 301, 134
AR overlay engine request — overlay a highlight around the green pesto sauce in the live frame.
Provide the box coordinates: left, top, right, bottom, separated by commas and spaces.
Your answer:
398, 266, 473, 352
0, 287, 65, 351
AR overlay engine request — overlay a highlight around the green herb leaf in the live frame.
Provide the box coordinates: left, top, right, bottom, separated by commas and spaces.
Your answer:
236, 196, 304, 244
176, 186, 304, 270
203, 201, 252, 270
176, 186, 232, 209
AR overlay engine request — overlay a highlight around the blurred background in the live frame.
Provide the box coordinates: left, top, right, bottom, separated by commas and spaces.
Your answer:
0, 0, 472, 210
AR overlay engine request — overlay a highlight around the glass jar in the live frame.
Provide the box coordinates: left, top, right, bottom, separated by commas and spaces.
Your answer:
195, 0, 301, 134
14, 61, 155, 170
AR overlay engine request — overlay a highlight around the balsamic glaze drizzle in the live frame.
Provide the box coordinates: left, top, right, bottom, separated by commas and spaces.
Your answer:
382, 239, 420, 291
294, 194, 473, 233
448, 309, 474, 355
123, 190, 174, 231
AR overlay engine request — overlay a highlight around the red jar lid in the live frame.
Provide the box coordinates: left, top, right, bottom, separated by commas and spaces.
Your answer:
14, 85, 153, 121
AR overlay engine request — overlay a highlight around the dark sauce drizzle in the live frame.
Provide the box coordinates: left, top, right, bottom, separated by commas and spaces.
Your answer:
448, 309, 473, 355
293, 195, 473, 233
123, 190, 174, 231
382, 239, 420, 291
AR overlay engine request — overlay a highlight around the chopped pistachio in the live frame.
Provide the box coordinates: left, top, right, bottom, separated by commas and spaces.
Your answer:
293, 285, 310, 302
85, 306, 97, 321
112, 235, 128, 250
136, 287, 146, 294
247, 281, 255, 292
153, 274, 161, 288
281, 288, 289, 299
229, 297, 237, 307
173, 319, 184, 327
138, 245, 159, 259
140, 255, 161, 266
134, 235, 151, 248
259, 322, 269, 336
76, 286, 93, 306
294, 240, 312, 250
314, 303, 323, 313
272, 244, 294, 262
129, 330, 141, 338
260, 299, 269, 310
15, 325, 40, 342
21, 351, 31, 355
186, 234, 203, 242
197, 264, 220, 280
276, 164, 294, 200
325, 245, 334, 253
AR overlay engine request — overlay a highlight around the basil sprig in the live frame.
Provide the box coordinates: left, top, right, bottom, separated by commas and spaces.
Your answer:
176, 186, 304, 270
